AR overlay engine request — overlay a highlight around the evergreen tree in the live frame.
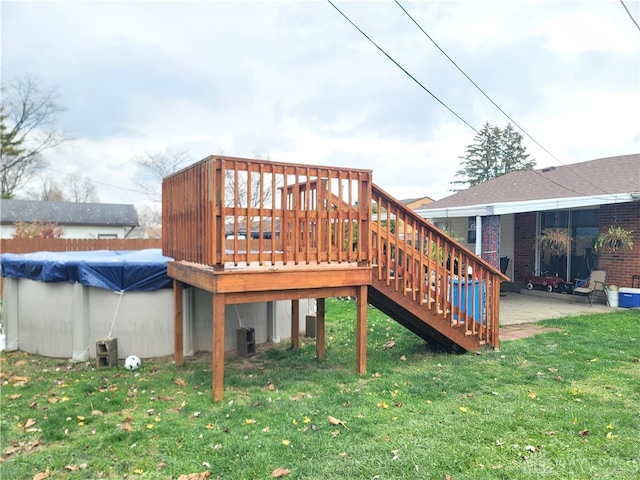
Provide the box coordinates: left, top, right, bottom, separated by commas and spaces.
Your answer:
451, 122, 535, 191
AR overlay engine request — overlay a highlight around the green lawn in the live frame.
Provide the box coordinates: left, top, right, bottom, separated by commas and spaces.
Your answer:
1, 301, 639, 479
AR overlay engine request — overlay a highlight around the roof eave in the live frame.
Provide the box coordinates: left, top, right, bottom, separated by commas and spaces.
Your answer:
415, 192, 640, 219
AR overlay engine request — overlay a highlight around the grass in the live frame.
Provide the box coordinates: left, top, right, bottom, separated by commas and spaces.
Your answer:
1, 300, 639, 479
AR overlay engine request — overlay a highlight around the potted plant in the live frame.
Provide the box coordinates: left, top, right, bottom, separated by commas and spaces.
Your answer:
536, 228, 572, 257
594, 226, 634, 253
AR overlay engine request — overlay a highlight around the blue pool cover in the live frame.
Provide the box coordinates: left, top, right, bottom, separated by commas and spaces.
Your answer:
0, 249, 173, 292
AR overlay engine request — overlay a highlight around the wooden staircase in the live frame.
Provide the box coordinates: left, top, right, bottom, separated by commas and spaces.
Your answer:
369, 184, 506, 351
163, 156, 506, 356
163, 156, 508, 400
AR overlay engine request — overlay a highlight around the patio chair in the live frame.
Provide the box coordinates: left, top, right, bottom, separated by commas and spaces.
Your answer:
572, 270, 606, 306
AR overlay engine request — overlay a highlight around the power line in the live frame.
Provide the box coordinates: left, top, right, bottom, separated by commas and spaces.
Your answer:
394, 0, 613, 197
326, 0, 479, 134
42, 166, 150, 197
326, 0, 617, 201
620, 0, 640, 32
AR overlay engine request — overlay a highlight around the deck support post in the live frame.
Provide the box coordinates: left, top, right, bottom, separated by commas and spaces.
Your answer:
212, 293, 226, 401
316, 298, 325, 361
173, 280, 184, 366
355, 285, 367, 374
291, 299, 299, 348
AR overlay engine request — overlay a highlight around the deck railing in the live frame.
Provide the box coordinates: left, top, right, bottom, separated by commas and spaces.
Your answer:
163, 156, 505, 348
163, 156, 372, 268
371, 184, 505, 346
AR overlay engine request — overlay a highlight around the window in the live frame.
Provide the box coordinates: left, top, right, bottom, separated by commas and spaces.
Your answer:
467, 217, 476, 244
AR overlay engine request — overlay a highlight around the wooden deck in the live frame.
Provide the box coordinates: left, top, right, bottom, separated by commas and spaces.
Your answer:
163, 156, 508, 401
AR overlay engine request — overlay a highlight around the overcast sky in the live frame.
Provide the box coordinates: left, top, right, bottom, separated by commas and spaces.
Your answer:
3, 0, 639, 206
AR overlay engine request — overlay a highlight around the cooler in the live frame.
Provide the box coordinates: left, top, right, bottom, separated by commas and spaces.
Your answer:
451, 278, 485, 324
619, 288, 640, 308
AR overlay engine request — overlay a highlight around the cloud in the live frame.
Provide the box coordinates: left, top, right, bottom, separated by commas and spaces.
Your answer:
3, 1, 638, 205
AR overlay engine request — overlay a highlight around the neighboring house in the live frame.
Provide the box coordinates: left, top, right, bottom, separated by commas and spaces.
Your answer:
415, 153, 640, 289
401, 195, 434, 210
0, 199, 139, 239
128, 226, 162, 239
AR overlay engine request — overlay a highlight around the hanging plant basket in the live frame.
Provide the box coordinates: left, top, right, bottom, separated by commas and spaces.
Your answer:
594, 226, 634, 253
536, 228, 572, 257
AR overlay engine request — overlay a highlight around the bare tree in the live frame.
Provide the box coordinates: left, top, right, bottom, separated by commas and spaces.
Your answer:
133, 146, 192, 202
26, 173, 99, 203
27, 175, 65, 201
0, 74, 73, 198
65, 174, 99, 203
136, 204, 162, 230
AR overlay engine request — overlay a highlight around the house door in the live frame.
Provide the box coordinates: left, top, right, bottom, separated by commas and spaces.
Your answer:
538, 209, 599, 281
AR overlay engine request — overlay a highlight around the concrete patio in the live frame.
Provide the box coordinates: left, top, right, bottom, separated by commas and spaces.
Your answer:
499, 291, 616, 326
498, 291, 621, 342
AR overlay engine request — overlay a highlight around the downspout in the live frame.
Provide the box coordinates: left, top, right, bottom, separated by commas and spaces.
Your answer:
124, 226, 136, 239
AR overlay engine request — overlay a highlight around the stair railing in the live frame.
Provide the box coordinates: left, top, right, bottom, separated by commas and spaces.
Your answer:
371, 184, 506, 347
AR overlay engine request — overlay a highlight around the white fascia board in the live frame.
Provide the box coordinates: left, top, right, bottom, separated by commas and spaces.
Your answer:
415, 193, 635, 219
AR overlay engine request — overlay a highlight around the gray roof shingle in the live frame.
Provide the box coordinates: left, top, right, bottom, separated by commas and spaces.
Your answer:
0, 200, 139, 227
420, 153, 640, 210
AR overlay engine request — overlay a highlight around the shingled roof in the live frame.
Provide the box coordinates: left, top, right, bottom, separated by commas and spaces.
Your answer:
417, 153, 639, 217
0, 200, 139, 227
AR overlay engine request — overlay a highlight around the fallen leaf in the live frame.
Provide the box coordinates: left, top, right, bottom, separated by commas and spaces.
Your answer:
548, 368, 558, 373
175, 378, 186, 387
245, 419, 257, 425
400, 355, 407, 361
9, 394, 22, 400
528, 391, 537, 399
123, 423, 133, 432
606, 432, 618, 439
459, 407, 468, 413
383, 340, 395, 349
24, 418, 37, 429
328, 416, 348, 429
33, 467, 50, 480
377, 402, 389, 409
282, 439, 291, 446
177, 472, 211, 480
272, 467, 291, 478
303, 417, 311, 424
579, 429, 590, 436
64, 465, 78, 471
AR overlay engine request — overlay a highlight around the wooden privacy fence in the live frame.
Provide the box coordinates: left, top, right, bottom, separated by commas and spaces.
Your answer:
1, 238, 162, 254
163, 156, 372, 268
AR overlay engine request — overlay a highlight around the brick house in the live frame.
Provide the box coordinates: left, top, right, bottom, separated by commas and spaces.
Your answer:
415, 153, 640, 290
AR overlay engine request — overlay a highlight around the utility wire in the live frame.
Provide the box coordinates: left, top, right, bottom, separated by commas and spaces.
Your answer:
326, 0, 619, 201
326, 0, 479, 134
620, 0, 640, 32
43, 166, 150, 197
395, 0, 613, 197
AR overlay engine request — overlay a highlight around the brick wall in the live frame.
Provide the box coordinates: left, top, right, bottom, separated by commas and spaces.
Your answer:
597, 202, 640, 288
513, 212, 537, 284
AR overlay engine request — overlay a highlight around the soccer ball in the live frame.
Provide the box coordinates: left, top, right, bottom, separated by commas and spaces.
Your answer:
124, 355, 141, 371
